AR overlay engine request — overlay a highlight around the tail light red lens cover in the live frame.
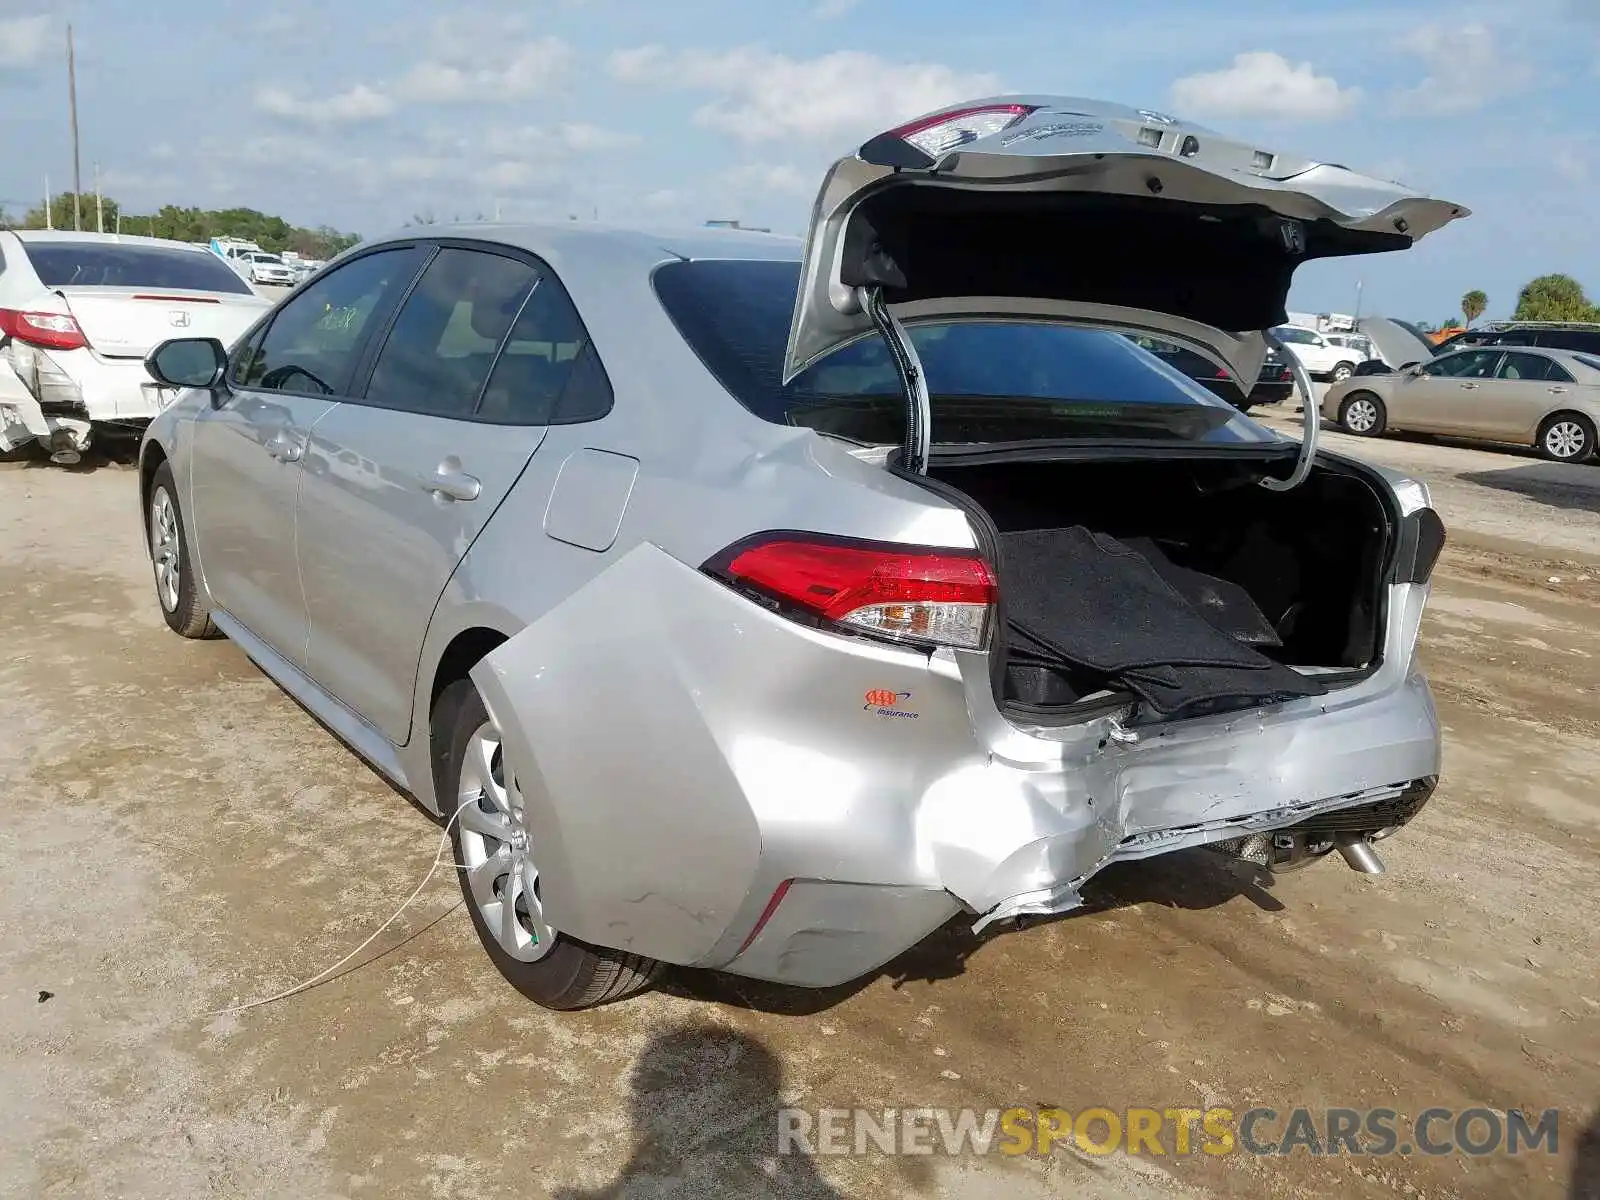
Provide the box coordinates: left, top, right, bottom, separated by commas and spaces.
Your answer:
709, 534, 997, 652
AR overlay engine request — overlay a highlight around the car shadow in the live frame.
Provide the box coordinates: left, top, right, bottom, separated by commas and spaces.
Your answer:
6, 440, 139, 472
1574, 1104, 1600, 1200
547, 1024, 861, 1199
662, 847, 1278, 1017
1459, 464, 1600, 516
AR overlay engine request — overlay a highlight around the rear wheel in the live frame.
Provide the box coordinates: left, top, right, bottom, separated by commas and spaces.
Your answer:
1537, 412, 1595, 463
435, 678, 662, 1010
1338, 391, 1387, 437
147, 462, 219, 639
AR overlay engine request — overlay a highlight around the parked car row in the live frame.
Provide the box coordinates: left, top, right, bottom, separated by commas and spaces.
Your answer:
130, 95, 1460, 1010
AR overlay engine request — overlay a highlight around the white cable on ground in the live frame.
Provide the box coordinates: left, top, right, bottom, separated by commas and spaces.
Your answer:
203, 798, 476, 1019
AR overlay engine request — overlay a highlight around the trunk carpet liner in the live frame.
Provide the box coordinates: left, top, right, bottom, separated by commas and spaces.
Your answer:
999, 526, 1325, 716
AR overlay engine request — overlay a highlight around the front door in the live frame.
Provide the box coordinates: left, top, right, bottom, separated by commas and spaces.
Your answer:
1390, 349, 1505, 435
188, 244, 427, 666
296, 243, 600, 744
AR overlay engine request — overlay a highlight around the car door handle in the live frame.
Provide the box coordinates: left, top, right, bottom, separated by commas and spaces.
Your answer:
419, 465, 481, 502
1549, 386, 1568, 394
266, 432, 303, 462
1459, 382, 1480, 389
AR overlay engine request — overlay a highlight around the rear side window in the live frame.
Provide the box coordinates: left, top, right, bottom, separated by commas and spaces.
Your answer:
362, 247, 537, 418
477, 271, 612, 425
653, 258, 1271, 445
19, 240, 254, 295
1497, 352, 1573, 383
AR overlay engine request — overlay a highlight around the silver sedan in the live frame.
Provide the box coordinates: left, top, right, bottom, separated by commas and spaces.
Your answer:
137, 95, 1463, 1009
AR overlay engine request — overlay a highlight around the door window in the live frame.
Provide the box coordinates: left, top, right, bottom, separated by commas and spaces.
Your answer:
1422, 350, 1502, 378
1497, 352, 1574, 383
477, 270, 612, 425
233, 247, 424, 395
362, 247, 538, 418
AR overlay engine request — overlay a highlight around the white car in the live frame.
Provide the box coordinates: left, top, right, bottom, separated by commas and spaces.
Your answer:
1272, 325, 1368, 382
240, 252, 297, 288
0, 231, 272, 463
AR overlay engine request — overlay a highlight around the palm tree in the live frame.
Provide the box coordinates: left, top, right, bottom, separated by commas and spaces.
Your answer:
1461, 289, 1488, 328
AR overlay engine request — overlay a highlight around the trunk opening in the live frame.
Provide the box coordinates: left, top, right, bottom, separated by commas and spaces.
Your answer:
922, 451, 1395, 724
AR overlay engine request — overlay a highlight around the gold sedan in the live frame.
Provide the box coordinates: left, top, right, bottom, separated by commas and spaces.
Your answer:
1321, 345, 1600, 462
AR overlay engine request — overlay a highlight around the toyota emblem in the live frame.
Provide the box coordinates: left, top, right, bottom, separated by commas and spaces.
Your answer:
169, 310, 191, 327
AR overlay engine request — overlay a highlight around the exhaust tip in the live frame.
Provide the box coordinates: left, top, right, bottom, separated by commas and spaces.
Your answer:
1335, 834, 1385, 875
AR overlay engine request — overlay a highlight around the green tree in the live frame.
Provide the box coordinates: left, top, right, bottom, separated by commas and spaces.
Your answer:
23, 191, 122, 232
1513, 274, 1598, 322
1461, 289, 1487, 327
1440, 317, 1463, 331
16, 191, 359, 256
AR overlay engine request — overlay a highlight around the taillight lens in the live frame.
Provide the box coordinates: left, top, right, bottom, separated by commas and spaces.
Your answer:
711, 535, 997, 651
889, 103, 1036, 158
0, 308, 87, 352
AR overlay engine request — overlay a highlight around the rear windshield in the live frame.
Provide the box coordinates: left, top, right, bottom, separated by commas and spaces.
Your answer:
653, 259, 1272, 445
21, 241, 254, 295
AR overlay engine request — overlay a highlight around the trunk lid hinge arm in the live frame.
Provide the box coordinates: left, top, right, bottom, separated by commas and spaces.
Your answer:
857, 285, 932, 475
1258, 326, 1319, 492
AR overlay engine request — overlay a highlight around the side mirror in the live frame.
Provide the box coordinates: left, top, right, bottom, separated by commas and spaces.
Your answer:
146, 337, 228, 390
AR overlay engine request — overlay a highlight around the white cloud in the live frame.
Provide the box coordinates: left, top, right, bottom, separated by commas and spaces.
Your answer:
558, 122, 638, 151
0, 14, 49, 67
1553, 147, 1589, 184
1169, 51, 1359, 121
254, 84, 396, 124
1395, 24, 1534, 114
393, 37, 571, 104
813, 0, 861, 18
607, 46, 1001, 144
724, 163, 811, 194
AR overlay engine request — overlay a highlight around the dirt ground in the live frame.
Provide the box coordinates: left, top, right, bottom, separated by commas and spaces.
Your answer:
1, 425, 1596, 1200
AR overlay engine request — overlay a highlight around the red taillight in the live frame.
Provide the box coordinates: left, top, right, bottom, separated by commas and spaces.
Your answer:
0, 308, 87, 352
713, 535, 997, 651
888, 103, 1036, 158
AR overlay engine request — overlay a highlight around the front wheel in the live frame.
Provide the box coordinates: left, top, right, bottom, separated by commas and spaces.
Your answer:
1338, 391, 1387, 437
436, 679, 662, 1010
147, 462, 219, 638
1537, 413, 1595, 463
1331, 362, 1355, 383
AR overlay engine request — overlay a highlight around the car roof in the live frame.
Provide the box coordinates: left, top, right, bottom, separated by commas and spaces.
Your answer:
7, 229, 214, 253
361, 220, 804, 272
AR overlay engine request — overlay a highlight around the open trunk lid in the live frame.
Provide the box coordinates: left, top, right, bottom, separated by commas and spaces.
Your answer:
56, 288, 270, 359
783, 95, 1468, 386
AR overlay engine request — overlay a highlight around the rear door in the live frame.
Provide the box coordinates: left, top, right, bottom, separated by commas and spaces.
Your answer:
1489, 351, 1578, 441
189, 244, 427, 667
295, 242, 598, 744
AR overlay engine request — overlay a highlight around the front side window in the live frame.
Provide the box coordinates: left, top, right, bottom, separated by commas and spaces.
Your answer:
20, 240, 254, 295
235, 246, 423, 395
1422, 350, 1502, 378
655, 258, 1272, 445
363, 247, 537, 418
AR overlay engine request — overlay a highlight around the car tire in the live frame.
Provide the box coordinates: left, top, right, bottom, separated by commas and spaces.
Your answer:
1337, 391, 1387, 437
434, 678, 663, 1011
1331, 362, 1355, 383
1536, 412, 1596, 463
147, 462, 220, 639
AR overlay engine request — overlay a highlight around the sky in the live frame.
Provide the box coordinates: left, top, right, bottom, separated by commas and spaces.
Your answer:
0, 0, 1596, 323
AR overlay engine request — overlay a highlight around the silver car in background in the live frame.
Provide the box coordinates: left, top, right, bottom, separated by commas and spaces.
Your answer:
137, 96, 1464, 1010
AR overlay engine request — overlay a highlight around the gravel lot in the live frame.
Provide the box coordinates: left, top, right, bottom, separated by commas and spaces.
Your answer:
1, 422, 1596, 1199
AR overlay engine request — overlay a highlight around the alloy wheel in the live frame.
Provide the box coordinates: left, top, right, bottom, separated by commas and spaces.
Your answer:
1343, 398, 1379, 433
457, 720, 555, 962
1543, 419, 1588, 461
149, 488, 181, 614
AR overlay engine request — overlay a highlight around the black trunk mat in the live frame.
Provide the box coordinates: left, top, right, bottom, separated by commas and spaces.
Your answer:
999, 526, 1325, 717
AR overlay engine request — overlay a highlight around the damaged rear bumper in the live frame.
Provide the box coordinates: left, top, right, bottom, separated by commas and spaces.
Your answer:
471, 543, 1442, 990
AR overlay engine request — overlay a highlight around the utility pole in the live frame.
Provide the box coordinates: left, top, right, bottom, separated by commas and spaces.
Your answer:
67, 24, 82, 231
44, 175, 52, 229
95, 162, 103, 233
